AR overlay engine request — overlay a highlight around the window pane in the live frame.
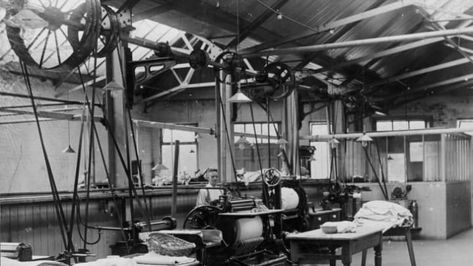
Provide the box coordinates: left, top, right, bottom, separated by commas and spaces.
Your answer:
376, 121, 392, 131
393, 121, 409, 130
310, 142, 330, 179
163, 129, 195, 142
409, 120, 426, 129
161, 144, 197, 177
311, 123, 329, 135
457, 119, 473, 135
234, 124, 244, 133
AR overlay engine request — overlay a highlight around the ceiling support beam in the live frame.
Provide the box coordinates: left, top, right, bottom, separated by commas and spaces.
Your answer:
383, 73, 473, 102
367, 57, 472, 89
133, 4, 172, 21
241, 0, 419, 53
242, 26, 473, 57
0, 91, 100, 106
225, 0, 289, 49
394, 80, 473, 106
311, 38, 444, 74
409, 73, 473, 92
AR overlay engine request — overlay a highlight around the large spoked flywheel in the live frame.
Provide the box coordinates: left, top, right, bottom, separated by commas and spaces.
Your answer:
183, 205, 221, 229
5, 0, 101, 70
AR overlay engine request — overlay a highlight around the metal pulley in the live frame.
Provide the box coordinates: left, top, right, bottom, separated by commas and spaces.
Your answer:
5, 0, 101, 70
153, 42, 173, 57
189, 48, 209, 69
262, 62, 295, 100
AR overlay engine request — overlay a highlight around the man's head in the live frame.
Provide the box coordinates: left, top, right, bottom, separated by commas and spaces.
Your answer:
206, 168, 219, 186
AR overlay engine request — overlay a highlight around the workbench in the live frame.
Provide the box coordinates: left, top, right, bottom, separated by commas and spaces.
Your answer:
286, 224, 385, 266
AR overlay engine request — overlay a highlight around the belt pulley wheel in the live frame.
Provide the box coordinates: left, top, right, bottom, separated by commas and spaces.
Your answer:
69, 4, 119, 58
263, 62, 295, 100
6, 0, 101, 70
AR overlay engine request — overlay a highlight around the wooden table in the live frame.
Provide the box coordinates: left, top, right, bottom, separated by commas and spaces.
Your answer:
286, 224, 385, 266
362, 226, 417, 266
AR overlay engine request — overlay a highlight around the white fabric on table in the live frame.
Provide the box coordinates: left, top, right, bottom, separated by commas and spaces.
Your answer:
132, 252, 196, 265
354, 200, 413, 232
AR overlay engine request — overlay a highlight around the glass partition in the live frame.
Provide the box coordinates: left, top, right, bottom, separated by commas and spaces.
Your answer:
341, 132, 471, 183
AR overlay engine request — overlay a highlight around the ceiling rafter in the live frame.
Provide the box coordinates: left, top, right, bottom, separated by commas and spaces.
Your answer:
240, 0, 421, 54
311, 38, 444, 74
367, 57, 472, 90
380, 73, 473, 104
225, 0, 289, 50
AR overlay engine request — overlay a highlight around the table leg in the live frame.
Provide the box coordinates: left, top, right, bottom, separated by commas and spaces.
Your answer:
405, 230, 416, 266
341, 244, 352, 266
290, 241, 301, 265
330, 248, 336, 266
374, 244, 382, 266
361, 249, 367, 266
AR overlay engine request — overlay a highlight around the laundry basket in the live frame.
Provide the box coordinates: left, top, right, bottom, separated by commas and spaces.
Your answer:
146, 232, 196, 257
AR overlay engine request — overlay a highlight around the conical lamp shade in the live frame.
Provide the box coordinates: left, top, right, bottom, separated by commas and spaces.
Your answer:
277, 138, 288, 145
356, 134, 373, 142
152, 163, 168, 171
63, 145, 76, 153
103, 80, 125, 91
227, 89, 252, 103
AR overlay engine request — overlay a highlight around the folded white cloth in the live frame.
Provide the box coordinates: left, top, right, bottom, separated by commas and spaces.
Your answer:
1, 257, 67, 266
354, 200, 413, 232
132, 252, 196, 265
321, 221, 357, 233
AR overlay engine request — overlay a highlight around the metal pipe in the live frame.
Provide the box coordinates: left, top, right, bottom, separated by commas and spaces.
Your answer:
302, 127, 473, 141
0, 91, 96, 106
134, 119, 214, 135
242, 27, 473, 57
171, 140, 180, 217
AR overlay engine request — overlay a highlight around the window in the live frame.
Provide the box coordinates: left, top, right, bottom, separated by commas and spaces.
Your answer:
233, 122, 280, 171
161, 128, 198, 177
457, 119, 473, 135
376, 119, 427, 131
309, 122, 331, 179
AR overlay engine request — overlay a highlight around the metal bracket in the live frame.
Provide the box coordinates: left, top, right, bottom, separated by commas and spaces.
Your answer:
126, 57, 177, 105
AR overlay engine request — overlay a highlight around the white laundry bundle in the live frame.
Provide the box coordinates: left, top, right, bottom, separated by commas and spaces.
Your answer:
354, 200, 413, 232
321, 221, 357, 234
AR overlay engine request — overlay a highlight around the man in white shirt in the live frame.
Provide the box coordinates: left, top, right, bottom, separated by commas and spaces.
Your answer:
195, 168, 224, 206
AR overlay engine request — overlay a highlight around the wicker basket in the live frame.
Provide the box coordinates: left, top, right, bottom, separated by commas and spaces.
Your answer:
146, 232, 196, 257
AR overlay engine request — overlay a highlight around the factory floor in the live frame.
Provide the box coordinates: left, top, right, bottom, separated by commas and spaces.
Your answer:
350, 227, 473, 266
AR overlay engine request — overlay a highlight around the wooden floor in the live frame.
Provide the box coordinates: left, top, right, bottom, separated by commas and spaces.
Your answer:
352, 227, 473, 266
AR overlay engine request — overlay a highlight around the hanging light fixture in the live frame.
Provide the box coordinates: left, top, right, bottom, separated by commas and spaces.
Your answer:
228, 82, 252, 103
63, 100, 75, 154
277, 138, 288, 145
152, 163, 168, 171
329, 137, 340, 149
102, 79, 125, 91
356, 133, 373, 147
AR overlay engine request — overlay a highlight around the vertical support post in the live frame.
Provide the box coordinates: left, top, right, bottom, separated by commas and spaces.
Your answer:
333, 100, 346, 178
440, 134, 446, 182
171, 141, 180, 217
286, 90, 300, 175
217, 72, 234, 182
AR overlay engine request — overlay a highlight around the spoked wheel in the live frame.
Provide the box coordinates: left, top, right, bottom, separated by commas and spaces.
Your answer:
95, 5, 119, 57
5, 0, 101, 70
183, 205, 221, 229
263, 168, 281, 188
264, 62, 295, 100
69, 4, 119, 58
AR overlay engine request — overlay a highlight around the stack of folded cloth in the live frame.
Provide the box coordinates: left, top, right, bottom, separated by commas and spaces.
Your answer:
354, 200, 413, 232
